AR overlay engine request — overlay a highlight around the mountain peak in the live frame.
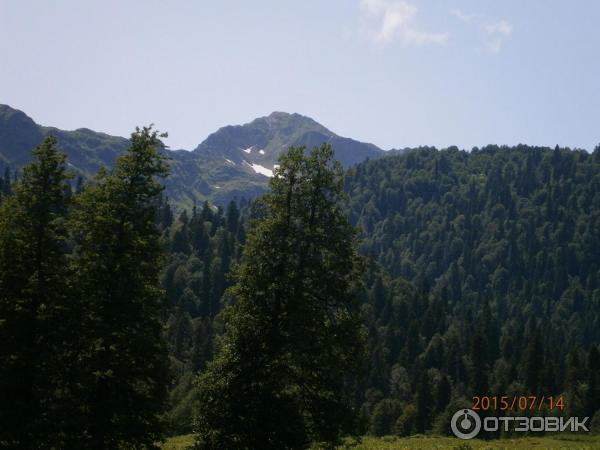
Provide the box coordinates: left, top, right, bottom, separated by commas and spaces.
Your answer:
0, 104, 37, 128
193, 111, 382, 171
196, 112, 333, 157
264, 111, 321, 125
266, 110, 293, 119
246, 111, 334, 136
0, 104, 45, 166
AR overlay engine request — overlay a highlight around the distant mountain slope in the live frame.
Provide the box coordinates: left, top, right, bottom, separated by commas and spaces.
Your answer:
0, 105, 384, 206
164, 149, 270, 208
0, 105, 44, 166
0, 105, 129, 176
194, 111, 383, 170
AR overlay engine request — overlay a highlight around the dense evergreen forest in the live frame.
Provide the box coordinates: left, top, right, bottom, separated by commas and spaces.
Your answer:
1, 136, 600, 448
158, 197, 248, 434
344, 145, 600, 435
162, 144, 600, 439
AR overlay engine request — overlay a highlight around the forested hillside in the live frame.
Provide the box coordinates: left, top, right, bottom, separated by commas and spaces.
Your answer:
157, 198, 248, 434
344, 145, 600, 434
161, 144, 600, 438
2, 137, 600, 447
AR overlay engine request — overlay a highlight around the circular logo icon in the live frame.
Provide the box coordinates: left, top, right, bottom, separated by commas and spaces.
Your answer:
451, 409, 481, 439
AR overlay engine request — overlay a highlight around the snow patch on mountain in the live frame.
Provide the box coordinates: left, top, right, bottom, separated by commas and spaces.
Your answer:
243, 160, 273, 177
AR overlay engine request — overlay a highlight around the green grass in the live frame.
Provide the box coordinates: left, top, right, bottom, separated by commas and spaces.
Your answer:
161, 434, 600, 450
161, 434, 194, 450
344, 434, 600, 449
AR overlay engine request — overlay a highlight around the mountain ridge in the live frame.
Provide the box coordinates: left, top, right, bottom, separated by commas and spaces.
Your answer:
0, 104, 384, 206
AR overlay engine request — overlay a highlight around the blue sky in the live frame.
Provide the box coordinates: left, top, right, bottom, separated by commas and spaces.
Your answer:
1, 0, 599, 151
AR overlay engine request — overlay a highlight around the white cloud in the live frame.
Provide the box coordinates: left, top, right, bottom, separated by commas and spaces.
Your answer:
451, 9, 513, 53
360, 0, 448, 46
483, 20, 513, 37
450, 9, 474, 23
482, 20, 512, 53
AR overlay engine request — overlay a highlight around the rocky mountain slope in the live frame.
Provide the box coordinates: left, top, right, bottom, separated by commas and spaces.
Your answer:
0, 105, 384, 206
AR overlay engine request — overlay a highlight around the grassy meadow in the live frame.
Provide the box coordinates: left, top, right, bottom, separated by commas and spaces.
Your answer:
161, 433, 600, 450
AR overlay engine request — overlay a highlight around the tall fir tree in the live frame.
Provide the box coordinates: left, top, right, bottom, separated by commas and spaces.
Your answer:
0, 136, 72, 448
415, 369, 432, 433
588, 345, 600, 417
194, 144, 366, 450
71, 126, 170, 449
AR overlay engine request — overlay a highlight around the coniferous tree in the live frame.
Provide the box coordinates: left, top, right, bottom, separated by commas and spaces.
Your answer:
370, 399, 403, 436
194, 144, 366, 450
587, 345, 600, 417
524, 325, 543, 393
226, 199, 239, 233
470, 329, 489, 394
435, 374, 452, 414
415, 369, 432, 433
2, 166, 11, 196
0, 136, 72, 448
0, 171, 4, 204
71, 126, 170, 449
